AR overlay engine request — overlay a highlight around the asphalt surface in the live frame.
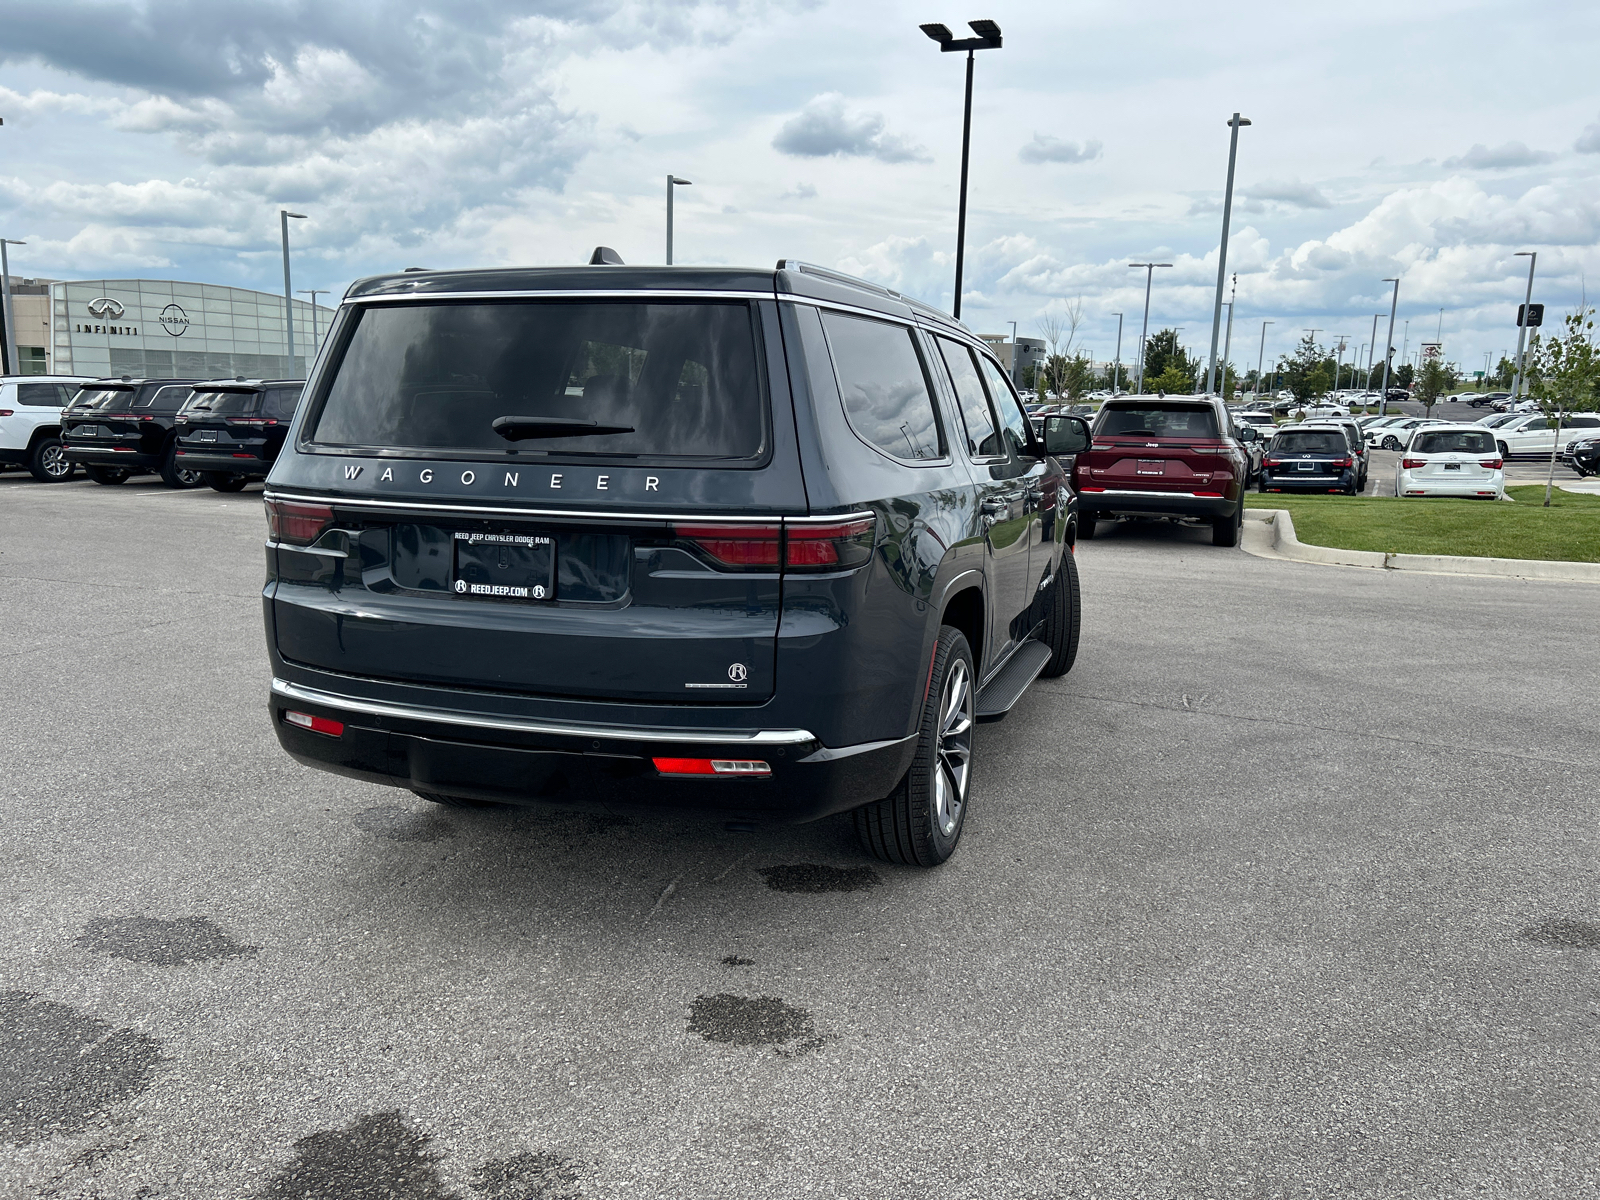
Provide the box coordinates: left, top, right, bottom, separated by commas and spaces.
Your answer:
2, 473, 1597, 1199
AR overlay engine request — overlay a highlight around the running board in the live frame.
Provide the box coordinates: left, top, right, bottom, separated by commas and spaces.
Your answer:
974, 640, 1052, 723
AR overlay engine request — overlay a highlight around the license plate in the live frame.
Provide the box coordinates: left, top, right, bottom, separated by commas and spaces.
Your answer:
1297, 461, 1315, 471
77, 426, 97, 437
452, 532, 555, 602
1443, 463, 1460, 471
1136, 459, 1165, 475
195, 430, 218, 442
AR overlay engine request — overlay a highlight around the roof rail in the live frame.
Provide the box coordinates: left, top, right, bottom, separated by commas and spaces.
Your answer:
774, 259, 962, 329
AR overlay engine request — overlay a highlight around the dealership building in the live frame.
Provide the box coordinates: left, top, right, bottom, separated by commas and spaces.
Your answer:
3, 276, 336, 380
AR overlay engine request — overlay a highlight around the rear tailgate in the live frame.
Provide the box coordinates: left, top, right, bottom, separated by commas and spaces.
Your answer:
269, 293, 810, 705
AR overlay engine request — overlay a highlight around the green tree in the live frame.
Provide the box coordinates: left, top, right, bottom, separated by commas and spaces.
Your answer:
1140, 329, 1196, 387
1060, 352, 1097, 401
1526, 306, 1600, 504
1412, 357, 1449, 416
1148, 364, 1194, 395
1282, 333, 1328, 402
1395, 362, 1414, 389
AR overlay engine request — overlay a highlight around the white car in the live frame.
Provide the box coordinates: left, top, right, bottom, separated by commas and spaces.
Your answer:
1367, 417, 1454, 450
1397, 425, 1504, 498
1301, 402, 1351, 418
1235, 411, 1277, 437
1495, 413, 1600, 460
1447, 392, 1483, 405
1473, 412, 1522, 428
0, 375, 99, 482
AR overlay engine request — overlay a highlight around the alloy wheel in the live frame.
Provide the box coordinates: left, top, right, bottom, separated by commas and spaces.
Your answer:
42, 444, 70, 479
933, 657, 973, 836
178, 468, 204, 486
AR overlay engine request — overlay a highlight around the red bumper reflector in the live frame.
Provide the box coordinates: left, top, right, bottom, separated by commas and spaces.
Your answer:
285, 710, 344, 737
652, 757, 772, 777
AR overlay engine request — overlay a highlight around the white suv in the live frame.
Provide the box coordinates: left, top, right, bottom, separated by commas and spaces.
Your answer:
0, 375, 99, 482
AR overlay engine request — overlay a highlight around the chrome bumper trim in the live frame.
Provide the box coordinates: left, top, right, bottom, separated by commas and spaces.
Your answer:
270, 678, 817, 746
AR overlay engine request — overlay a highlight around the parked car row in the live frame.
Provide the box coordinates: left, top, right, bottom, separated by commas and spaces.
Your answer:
0, 374, 303, 490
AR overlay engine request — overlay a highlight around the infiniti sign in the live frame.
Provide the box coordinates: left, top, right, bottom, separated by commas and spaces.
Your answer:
86, 297, 125, 319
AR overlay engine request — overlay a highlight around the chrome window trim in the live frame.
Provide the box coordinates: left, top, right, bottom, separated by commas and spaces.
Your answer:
271, 678, 817, 746
263, 489, 873, 526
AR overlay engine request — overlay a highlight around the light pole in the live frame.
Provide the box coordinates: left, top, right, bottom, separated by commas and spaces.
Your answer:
1510, 251, 1537, 400
1366, 314, 1381, 396
0, 238, 23, 376
1128, 261, 1171, 394
297, 289, 328, 364
665, 175, 691, 264
280, 210, 307, 376
1379, 277, 1400, 415
1255, 320, 1273, 400
1111, 312, 1123, 394
1436, 306, 1444, 344
1331, 337, 1350, 393
1217, 274, 1237, 398
1482, 351, 1491, 384
1206, 114, 1251, 394
920, 19, 1002, 321
1008, 319, 1018, 387
1401, 318, 1410, 371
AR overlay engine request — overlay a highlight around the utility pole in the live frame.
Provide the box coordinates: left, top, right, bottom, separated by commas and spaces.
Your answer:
1511, 251, 1537, 400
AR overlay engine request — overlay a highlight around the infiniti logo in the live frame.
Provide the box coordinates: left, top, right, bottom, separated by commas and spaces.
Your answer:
87, 297, 125, 319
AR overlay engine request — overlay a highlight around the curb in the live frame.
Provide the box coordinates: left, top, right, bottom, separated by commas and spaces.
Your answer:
1242, 508, 1600, 583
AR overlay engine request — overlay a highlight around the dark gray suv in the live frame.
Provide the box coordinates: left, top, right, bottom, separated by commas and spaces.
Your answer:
262, 257, 1091, 865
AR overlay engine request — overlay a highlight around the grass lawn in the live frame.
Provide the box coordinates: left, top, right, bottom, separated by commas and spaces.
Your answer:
1250, 485, 1600, 562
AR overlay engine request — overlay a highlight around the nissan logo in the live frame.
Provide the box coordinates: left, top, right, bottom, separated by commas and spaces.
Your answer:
87, 297, 125, 319
159, 303, 190, 336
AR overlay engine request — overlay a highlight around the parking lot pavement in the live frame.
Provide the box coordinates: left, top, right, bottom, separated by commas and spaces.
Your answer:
3, 478, 1598, 1199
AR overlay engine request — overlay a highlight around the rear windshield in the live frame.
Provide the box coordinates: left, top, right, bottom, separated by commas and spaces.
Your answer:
1412, 429, 1496, 455
185, 389, 261, 415
1272, 431, 1348, 454
73, 387, 137, 410
1096, 403, 1219, 439
309, 301, 765, 460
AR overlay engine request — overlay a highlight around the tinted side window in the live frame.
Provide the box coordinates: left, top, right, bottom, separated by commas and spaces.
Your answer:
935, 337, 1001, 457
266, 387, 303, 418
150, 385, 193, 412
978, 357, 1032, 457
16, 383, 63, 406
820, 311, 943, 461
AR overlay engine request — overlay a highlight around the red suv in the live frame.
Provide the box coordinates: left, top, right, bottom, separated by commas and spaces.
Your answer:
1073, 395, 1246, 547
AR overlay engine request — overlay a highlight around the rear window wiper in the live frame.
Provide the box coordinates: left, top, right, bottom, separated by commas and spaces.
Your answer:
492, 416, 636, 441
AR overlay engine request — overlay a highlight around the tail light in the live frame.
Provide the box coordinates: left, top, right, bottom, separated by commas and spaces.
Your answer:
784, 517, 876, 570
265, 498, 334, 546
1401, 458, 1425, 469
675, 516, 876, 572
284, 710, 343, 737
1480, 458, 1503, 469
227, 417, 279, 428
0, 409, 12, 417
653, 757, 771, 776
1332, 457, 1353, 468
1263, 458, 1283, 468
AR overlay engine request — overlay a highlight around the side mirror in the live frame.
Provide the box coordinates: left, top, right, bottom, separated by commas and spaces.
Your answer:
1044, 415, 1091, 456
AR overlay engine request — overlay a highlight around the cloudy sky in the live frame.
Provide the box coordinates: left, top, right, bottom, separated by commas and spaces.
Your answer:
2, 0, 1598, 378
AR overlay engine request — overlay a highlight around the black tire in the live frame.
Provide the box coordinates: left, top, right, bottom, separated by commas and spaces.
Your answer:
1382, 436, 1401, 451
413, 790, 503, 810
203, 471, 250, 493
1077, 511, 1098, 539
1212, 505, 1242, 547
853, 625, 973, 868
1497, 440, 1509, 460
159, 442, 204, 489
1037, 549, 1081, 678
85, 464, 131, 485
27, 437, 74, 483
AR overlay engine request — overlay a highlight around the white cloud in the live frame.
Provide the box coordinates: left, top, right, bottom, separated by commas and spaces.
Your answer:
1244, 180, 1332, 210
1441, 141, 1557, 170
1577, 116, 1600, 154
1018, 134, 1102, 165
781, 183, 818, 200
772, 93, 929, 164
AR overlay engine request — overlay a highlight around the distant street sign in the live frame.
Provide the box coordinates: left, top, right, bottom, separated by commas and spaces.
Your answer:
1518, 303, 1545, 327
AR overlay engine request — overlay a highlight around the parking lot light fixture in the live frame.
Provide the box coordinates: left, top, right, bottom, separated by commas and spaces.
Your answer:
280, 211, 307, 376
921, 18, 1002, 320
666, 176, 692, 265
1206, 114, 1250, 394
1379, 278, 1400, 416
0, 238, 24, 376
1511, 251, 1537, 400
1129, 262, 1172, 394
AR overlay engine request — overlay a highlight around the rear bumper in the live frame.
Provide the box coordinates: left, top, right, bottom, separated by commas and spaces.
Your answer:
268, 677, 916, 823
1258, 469, 1356, 493
62, 443, 159, 469
1396, 471, 1503, 497
176, 448, 270, 474
1076, 488, 1237, 520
